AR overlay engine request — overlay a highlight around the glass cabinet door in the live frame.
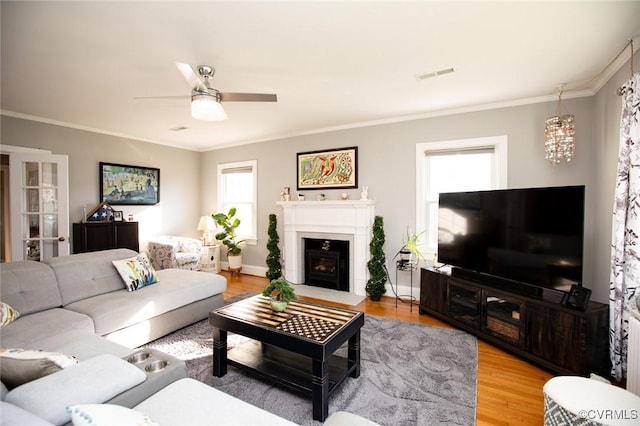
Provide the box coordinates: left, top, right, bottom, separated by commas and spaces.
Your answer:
10, 153, 69, 261
483, 291, 526, 347
447, 280, 481, 328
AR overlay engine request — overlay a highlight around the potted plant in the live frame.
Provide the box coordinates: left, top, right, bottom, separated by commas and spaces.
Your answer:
262, 278, 297, 312
395, 228, 426, 269
212, 207, 245, 270
366, 216, 388, 301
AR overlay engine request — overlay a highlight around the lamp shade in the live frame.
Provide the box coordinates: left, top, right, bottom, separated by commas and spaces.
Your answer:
544, 114, 575, 164
197, 216, 215, 232
544, 86, 575, 164
191, 94, 228, 121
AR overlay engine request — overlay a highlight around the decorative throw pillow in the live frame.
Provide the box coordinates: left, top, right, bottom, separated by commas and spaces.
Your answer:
0, 302, 20, 328
112, 253, 159, 291
67, 404, 160, 426
0, 348, 78, 389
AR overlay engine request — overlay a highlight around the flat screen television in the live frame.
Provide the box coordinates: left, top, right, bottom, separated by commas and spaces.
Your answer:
437, 185, 585, 295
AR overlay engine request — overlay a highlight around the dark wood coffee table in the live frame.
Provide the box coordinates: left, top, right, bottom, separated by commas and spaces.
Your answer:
209, 295, 364, 421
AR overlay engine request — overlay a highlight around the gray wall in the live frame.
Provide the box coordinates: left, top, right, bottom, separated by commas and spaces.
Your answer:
1, 116, 203, 246
202, 97, 600, 295
3, 52, 638, 303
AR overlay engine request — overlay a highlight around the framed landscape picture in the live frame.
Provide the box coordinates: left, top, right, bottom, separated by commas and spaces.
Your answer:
99, 162, 160, 205
297, 146, 358, 190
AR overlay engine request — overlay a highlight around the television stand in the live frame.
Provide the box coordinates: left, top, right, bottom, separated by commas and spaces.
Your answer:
419, 267, 609, 376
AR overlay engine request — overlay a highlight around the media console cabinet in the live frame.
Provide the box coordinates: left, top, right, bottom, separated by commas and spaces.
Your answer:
73, 221, 139, 254
420, 267, 609, 376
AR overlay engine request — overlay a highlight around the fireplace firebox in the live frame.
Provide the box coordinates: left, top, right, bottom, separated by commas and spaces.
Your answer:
304, 238, 349, 292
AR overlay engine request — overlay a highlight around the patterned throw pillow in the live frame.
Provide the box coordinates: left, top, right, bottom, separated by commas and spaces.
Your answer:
112, 253, 159, 291
0, 348, 78, 389
0, 301, 20, 328
68, 404, 160, 426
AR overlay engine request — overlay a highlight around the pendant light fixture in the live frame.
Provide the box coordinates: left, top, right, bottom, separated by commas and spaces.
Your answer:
544, 85, 575, 164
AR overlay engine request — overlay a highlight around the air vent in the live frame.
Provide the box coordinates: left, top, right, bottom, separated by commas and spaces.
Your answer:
416, 67, 455, 81
168, 126, 189, 132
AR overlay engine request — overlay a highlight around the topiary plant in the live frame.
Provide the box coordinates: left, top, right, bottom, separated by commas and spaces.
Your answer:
366, 215, 388, 301
265, 213, 283, 281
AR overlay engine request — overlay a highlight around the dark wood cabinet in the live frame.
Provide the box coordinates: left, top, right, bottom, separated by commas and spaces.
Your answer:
420, 268, 447, 313
419, 267, 609, 376
73, 222, 139, 253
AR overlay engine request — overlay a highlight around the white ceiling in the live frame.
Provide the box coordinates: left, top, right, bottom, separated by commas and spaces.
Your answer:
2, 1, 639, 152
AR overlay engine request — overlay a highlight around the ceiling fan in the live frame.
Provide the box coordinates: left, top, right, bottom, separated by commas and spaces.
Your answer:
139, 62, 277, 121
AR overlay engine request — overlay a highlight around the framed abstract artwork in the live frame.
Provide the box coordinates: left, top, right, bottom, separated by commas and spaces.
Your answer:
296, 146, 358, 190
99, 162, 160, 205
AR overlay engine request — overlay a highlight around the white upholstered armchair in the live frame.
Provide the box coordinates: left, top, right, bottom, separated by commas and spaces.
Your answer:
146, 236, 203, 271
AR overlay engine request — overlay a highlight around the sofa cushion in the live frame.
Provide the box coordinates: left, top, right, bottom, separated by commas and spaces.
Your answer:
68, 404, 159, 426
112, 252, 159, 291
0, 301, 20, 327
175, 252, 200, 268
64, 269, 226, 336
0, 260, 62, 315
45, 249, 137, 305
6, 354, 146, 426
38, 332, 132, 362
0, 401, 55, 426
1, 380, 8, 400
134, 378, 298, 426
0, 348, 78, 389
0, 308, 94, 349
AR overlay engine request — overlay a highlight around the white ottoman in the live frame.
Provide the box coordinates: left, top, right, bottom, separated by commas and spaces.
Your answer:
544, 376, 640, 425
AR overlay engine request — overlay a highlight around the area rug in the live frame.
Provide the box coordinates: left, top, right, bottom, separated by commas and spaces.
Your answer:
142, 300, 477, 425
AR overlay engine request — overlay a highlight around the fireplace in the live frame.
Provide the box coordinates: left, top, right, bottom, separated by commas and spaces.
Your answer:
276, 200, 375, 296
304, 238, 349, 292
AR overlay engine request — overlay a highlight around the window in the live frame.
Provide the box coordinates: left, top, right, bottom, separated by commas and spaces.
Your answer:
217, 160, 257, 242
415, 136, 508, 258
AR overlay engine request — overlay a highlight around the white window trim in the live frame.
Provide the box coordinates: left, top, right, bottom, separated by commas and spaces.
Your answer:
217, 160, 258, 245
415, 135, 508, 259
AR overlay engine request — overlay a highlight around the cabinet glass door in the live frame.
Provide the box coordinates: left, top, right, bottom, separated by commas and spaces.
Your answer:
483, 291, 525, 347
448, 281, 481, 328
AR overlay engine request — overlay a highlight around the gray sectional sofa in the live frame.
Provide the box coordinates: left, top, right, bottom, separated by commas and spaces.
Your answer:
0, 248, 377, 426
1, 249, 226, 350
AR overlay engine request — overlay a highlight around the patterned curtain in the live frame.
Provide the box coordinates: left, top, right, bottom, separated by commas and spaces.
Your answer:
610, 72, 640, 382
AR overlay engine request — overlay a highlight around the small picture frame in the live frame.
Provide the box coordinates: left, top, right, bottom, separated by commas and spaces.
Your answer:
113, 211, 123, 222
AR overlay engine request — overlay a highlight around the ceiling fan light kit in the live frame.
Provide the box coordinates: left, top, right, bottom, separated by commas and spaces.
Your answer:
191, 92, 228, 121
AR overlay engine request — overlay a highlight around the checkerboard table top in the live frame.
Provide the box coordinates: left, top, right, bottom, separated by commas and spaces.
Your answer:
213, 295, 362, 343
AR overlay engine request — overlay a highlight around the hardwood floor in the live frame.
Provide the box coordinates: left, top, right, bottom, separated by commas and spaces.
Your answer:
220, 271, 553, 425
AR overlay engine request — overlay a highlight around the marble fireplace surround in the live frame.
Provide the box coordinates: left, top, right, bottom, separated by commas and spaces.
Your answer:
276, 200, 375, 297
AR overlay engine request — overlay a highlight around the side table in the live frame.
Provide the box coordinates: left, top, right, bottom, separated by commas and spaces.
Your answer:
395, 259, 417, 311
200, 245, 220, 273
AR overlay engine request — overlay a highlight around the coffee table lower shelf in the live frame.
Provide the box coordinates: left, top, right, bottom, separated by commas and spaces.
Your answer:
228, 339, 356, 397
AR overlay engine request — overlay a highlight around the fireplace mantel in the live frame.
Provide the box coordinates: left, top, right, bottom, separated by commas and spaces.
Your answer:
276, 200, 375, 296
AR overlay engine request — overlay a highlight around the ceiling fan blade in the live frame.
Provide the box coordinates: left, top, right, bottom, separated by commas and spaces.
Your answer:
219, 93, 278, 102
175, 62, 207, 92
133, 95, 189, 100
